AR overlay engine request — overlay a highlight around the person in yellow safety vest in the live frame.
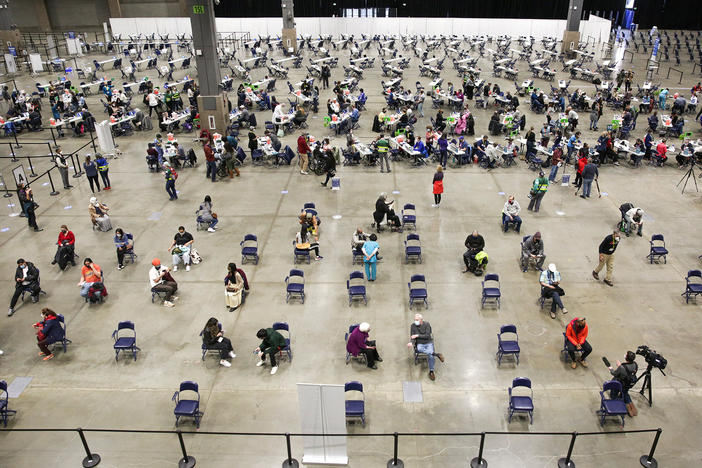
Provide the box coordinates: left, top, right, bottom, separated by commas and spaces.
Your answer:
171, 88, 182, 110
95, 154, 111, 190
164, 89, 174, 112
527, 171, 549, 213
376, 134, 391, 173
163, 161, 178, 200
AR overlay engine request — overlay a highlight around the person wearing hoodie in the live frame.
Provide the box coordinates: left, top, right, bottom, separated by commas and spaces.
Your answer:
565, 317, 591, 369
255, 327, 287, 375
33, 308, 64, 360
95, 154, 111, 190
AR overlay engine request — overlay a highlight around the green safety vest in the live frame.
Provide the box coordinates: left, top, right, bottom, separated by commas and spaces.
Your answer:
377, 139, 389, 153
533, 177, 549, 193
97, 163, 108, 171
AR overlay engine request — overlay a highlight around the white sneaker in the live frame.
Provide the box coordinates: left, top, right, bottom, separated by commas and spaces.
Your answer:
186, 265, 190, 272
301, 171, 309, 175
207, 227, 216, 232
219, 359, 232, 367
163, 300, 175, 307
270, 366, 279, 375
0, 349, 4, 355
171, 296, 179, 301
256, 360, 265, 367
172, 265, 178, 272
229, 351, 237, 358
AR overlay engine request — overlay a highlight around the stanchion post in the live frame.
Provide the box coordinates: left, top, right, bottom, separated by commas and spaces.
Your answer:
176, 430, 196, 468
47, 170, 59, 196
9, 142, 18, 162
386, 432, 404, 468
281, 432, 299, 468
558, 432, 577, 468
639, 428, 661, 468
470, 432, 488, 468
70, 153, 84, 178
12, 125, 21, 148
77, 428, 101, 468
0, 173, 13, 197
89, 126, 97, 152
27, 157, 37, 177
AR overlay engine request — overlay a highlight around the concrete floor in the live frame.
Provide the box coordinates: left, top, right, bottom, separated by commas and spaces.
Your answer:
0, 31, 701, 468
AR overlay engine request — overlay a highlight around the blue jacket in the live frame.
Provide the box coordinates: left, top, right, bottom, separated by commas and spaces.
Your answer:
38, 315, 64, 344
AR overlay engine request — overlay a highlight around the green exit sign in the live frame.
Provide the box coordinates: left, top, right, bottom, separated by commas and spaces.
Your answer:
193, 5, 205, 14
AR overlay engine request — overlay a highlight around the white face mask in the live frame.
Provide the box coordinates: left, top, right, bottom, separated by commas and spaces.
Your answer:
414, 321, 420, 326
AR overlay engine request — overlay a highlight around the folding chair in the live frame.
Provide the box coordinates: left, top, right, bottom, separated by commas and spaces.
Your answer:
496, 325, 520, 366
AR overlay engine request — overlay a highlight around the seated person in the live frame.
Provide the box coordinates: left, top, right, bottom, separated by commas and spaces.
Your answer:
352, 227, 368, 254
654, 139, 668, 165
295, 227, 322, 260
299, 210, 319, 236
89, 197, 112, 232
463, 230, 486, 274
346, 322, 382, 369
9, 258, 41, 316
521, 231, 546, 272
408, 313, 444, 381
502, 196, 522, 232
255, 326, 288, 375
485, 142, 502, 168
293, 106, 307, 126
647, 112, 658, 131
565, 317, 591, 369
33, 308, 65, 361
196, 195, 218, 232
224, 263, 246, 311
78, 258, 102, 298
606, 351, 639, 416
114, 228, 133, 270
202, 317, 236, 367
149, 258, 178, 307
539, 263, 567, 319
474, 135, 489, 163
372, 193, 400, 232
28, 110, 42, 130
624, 207, 644, 237
413, 136, 427, 164
52, 224, 76, 269
168, 226, 194, 272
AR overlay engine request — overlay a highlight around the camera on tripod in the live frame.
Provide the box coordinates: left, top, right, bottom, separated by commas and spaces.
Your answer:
636, 345, 667, 370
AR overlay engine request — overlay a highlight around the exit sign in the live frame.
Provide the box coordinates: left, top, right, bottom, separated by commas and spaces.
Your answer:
193, 5, 205, 14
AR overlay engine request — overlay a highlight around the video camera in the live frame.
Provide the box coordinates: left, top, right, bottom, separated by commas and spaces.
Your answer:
636, 345, 667, 370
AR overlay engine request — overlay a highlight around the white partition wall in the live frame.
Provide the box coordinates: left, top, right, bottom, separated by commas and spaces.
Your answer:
297, 383, 348, 465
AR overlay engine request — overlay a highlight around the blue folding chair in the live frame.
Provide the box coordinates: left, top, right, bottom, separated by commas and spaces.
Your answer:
292, 240, 311, 264
646, 234, 668, 264
285, 269, 305, 303
347, 271, 367, 306
682, 270, 702, 304
172, 381, 203, 428
497, 325, 520, 366
352, 246, 364, 264
0, 381, 17, 427
123, 233, 137, 264
598, 380, 628, 426
481, 273, 502, 309
401, 203, 417, 230
303, 202, 316, 210
240, 234, 259, 264
508, 377, 534, 424
404, 233, 422, 264
112, 321, 139, 361
199, 322, 222, 361
273, 322, 293, 361
345, 324, 367, 365
50, 314, 71, 354
344, 381, 366, 427
408, 274, 428, 309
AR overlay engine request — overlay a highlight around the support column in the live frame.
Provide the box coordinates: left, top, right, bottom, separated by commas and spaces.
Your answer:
188, 0, 228, 132
32, 0, 52, 32
179, 0, 189, 18
561, 0, 584, 54
107, 0, 122, 18
281, 0, 297, 54
0, 0, 22, 53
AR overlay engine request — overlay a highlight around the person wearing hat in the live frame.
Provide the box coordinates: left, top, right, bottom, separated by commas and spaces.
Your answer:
539, 263, 567, 319
521, 232, 545, 272
527, 171, 549, 212
624, 206, 645, 237
346, 322, 382, 369
149, 258, 178, 307
565, 317, 590, 369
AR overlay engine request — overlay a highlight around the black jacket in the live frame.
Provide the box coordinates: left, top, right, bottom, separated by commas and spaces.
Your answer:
598, 235, 619, 255
465, 234, 485, 252
15, 262, 40, 287
375, 198, 392, 215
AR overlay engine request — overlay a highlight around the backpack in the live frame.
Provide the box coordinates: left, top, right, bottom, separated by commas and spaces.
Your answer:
187, 148, 197, 165
620, 362, 638, 389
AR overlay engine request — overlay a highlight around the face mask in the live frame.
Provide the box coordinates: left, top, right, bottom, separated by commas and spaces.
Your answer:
21, 264, 27, 269
414, 321, 420, 326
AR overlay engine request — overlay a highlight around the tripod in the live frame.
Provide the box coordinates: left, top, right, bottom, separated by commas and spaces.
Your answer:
676, 157, 698, 194
635, 363, 666, 407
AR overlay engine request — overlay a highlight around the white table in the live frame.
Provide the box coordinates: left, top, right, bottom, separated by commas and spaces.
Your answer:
275, 57, 296, 64
423, 57, 438, 65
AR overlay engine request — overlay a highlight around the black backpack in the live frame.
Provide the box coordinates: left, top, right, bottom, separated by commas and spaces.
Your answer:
620, 362, 638, 389
187, 148, 197, 165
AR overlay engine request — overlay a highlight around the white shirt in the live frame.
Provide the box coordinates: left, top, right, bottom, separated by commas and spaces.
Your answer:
147, 93, 159, 106
272, 104, 284, 121
149, 266, 164, 287
568, 110, 578, 120
486, 145, 501, 162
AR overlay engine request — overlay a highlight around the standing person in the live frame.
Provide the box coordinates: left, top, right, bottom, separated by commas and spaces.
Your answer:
95, 153, 111, 190
592, 230, 620, 287
149, 258, 178, 307
146, 89, 160, 116
527, 171, 548, 213
21, 185, 42, 232
408, 313, 445, 381
321, 64, 331, 89
502, 195, 522, 233
53, 147, 73, 189
565, 317, 591, 369
8, 258, 41, 316
437, 133, 448, 167
432, 165, 444, 207
224, 262, 244, 311
163, 161, 178, 200
375, 134, 391, 173
255, 326, 287, 375
202, 317, 236, 367
247, 126, 258, 159
203, 142, 217, 183
32, 308, 65, 361
362, 233, 379, 281
606, 351, 639, 416
196, 195, 218, 232
580, 158, 598, 199
540, 263, 567, 319
51, 224, 76, 268
548, 145, 563, 183
114, 228, 133, 270
346, 322, 382, 369
320, 148, 336, 187
77, 258, 102, 299
589, 103, 600, 131
574, 152, 588, 189
297, 132, 311, 175
83, 155, 101, 193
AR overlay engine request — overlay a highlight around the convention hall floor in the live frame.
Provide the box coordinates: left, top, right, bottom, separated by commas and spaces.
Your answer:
0, 32, 701, 467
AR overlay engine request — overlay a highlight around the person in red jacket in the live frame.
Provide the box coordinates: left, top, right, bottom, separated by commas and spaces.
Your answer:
574, 153, 588, 188
655, 139, 668, 165
33, 308, 65, 361
51, 224, 76, 268
297, 133, 311, 175
565, 317, 591, 369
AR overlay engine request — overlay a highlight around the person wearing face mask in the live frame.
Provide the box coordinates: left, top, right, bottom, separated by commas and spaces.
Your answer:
520, 232, 545, 272
501, 195, 522, 233
408, 314, 445, 381
51, 225, 76, 270
78, 258, 102, 299
540, 263, 567, 319
88, 197, 112, 232
592, 230, 620, 287
33, 308, 65, 361
8, 258, 41, 316
224, 263, 244, 311
149, 258, 178, 307
346, 322, 382, 370
168, 226, 194, 272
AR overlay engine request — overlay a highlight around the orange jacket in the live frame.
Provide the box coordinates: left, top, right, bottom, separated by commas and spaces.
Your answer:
566, 319, 588, 346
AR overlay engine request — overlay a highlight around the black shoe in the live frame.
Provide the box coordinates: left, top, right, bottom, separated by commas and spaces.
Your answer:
51, 260, 57, 265
376, 357, 383, 362
34, 228, 44, 232
71, 262, 77, 266
321, 182, 327, 186
369, 364, 378, 369
637, 232, 642, 237
580, 195, 586, 199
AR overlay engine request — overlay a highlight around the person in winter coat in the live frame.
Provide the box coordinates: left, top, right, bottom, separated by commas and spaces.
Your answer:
565, 317, 591, 368
255, 327, 287, 375
83, 155, 101, 193
51, 225, 76, 269
320, 148, 337, 187
196, 195, 218, 232
95, 154, 111, 189
346, 322, 382, 369
432, 165, 444, 206
201, 317, 236, 367
8, 258, 41, 316
574, 153, 588, 188
297, 133, 311, 174
33, 308, 65, 360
